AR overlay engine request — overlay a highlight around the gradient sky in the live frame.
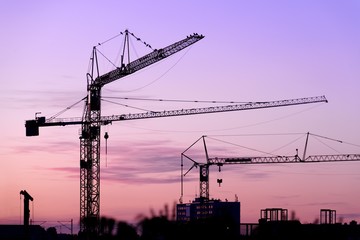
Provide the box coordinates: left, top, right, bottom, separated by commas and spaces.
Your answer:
1, 0, 360, 234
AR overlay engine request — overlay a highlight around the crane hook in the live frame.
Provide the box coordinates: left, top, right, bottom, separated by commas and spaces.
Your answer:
217, 178, 223, 187
104, 132, 109, 167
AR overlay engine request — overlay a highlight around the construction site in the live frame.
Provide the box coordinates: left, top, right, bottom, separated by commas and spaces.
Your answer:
0, 27, 349, 240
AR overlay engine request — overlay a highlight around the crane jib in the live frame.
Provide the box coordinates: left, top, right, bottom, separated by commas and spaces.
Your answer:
94, 33, 204, 87
25, 95, 327, 136
207, 154, 360, 164
102, 95, 327, 122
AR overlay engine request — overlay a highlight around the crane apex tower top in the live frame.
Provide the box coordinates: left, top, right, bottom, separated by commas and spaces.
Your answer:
93, 32, 204, 87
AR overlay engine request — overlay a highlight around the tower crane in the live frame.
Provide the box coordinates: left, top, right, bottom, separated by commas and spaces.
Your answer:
24, 30, 327, 237
181, 135, 360, 205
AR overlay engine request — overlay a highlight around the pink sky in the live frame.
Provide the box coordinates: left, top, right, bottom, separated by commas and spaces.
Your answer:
1, 0, 360, 234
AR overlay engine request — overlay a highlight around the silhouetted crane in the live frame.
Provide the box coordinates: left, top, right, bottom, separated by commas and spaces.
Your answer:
181, 134, 360, 208
24, 30, 327, 237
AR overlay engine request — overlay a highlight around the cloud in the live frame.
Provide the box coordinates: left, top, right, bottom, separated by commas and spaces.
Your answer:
272, 194, 301, 200
47, 166, 79, 179
295, 201, 347, 207
101, 140, 189, 184
16, 136, 274, 185
241, 171, 272, 180
8, 89, 85, 108
13, 140, 78, 155
338, 213, 360, 220
24, 138, 195, 185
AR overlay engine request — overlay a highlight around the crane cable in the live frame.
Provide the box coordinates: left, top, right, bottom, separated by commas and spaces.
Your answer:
104, 131, 109, 167
101, 96, 260, 115
101, 98, 153, 112
102, 45, 194, 93
204, 132, 360, 158
47, 97, 86, 121
121, 45, 192, 92
93, 29, 155, 82
91, 31, 195, 93
205, 135, 279, 157
97, 30, 154, 50
102, 96, 253, 104
205, 133, 307, 156
103, 103, 326, 134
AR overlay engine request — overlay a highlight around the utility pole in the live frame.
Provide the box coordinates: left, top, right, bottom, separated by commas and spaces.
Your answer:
20, 190, 33, 226
20, 190, 33, 240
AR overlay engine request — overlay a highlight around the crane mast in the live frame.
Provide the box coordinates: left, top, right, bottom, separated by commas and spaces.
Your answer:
26, 31, 205, 237
79, 31, 204, 236
24, 30, 328, 238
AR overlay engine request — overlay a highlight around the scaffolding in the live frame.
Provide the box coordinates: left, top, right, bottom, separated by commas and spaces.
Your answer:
320, 209, 336, 224
260, 208, 288, 222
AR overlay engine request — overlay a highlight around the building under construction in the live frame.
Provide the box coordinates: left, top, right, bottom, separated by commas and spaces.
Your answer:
176, 197, 240, 238
177, 197, 240, 223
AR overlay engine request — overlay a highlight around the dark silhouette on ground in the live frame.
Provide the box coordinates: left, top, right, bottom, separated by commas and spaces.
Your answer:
251, 219, 360, 240
3, 204, 360, 239
84, 215, 360, 240
93, 215, 239, 240
85, 205, 360, 240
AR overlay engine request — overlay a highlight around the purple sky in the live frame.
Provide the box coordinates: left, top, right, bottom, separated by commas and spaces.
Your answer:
1, 0, 360, 234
